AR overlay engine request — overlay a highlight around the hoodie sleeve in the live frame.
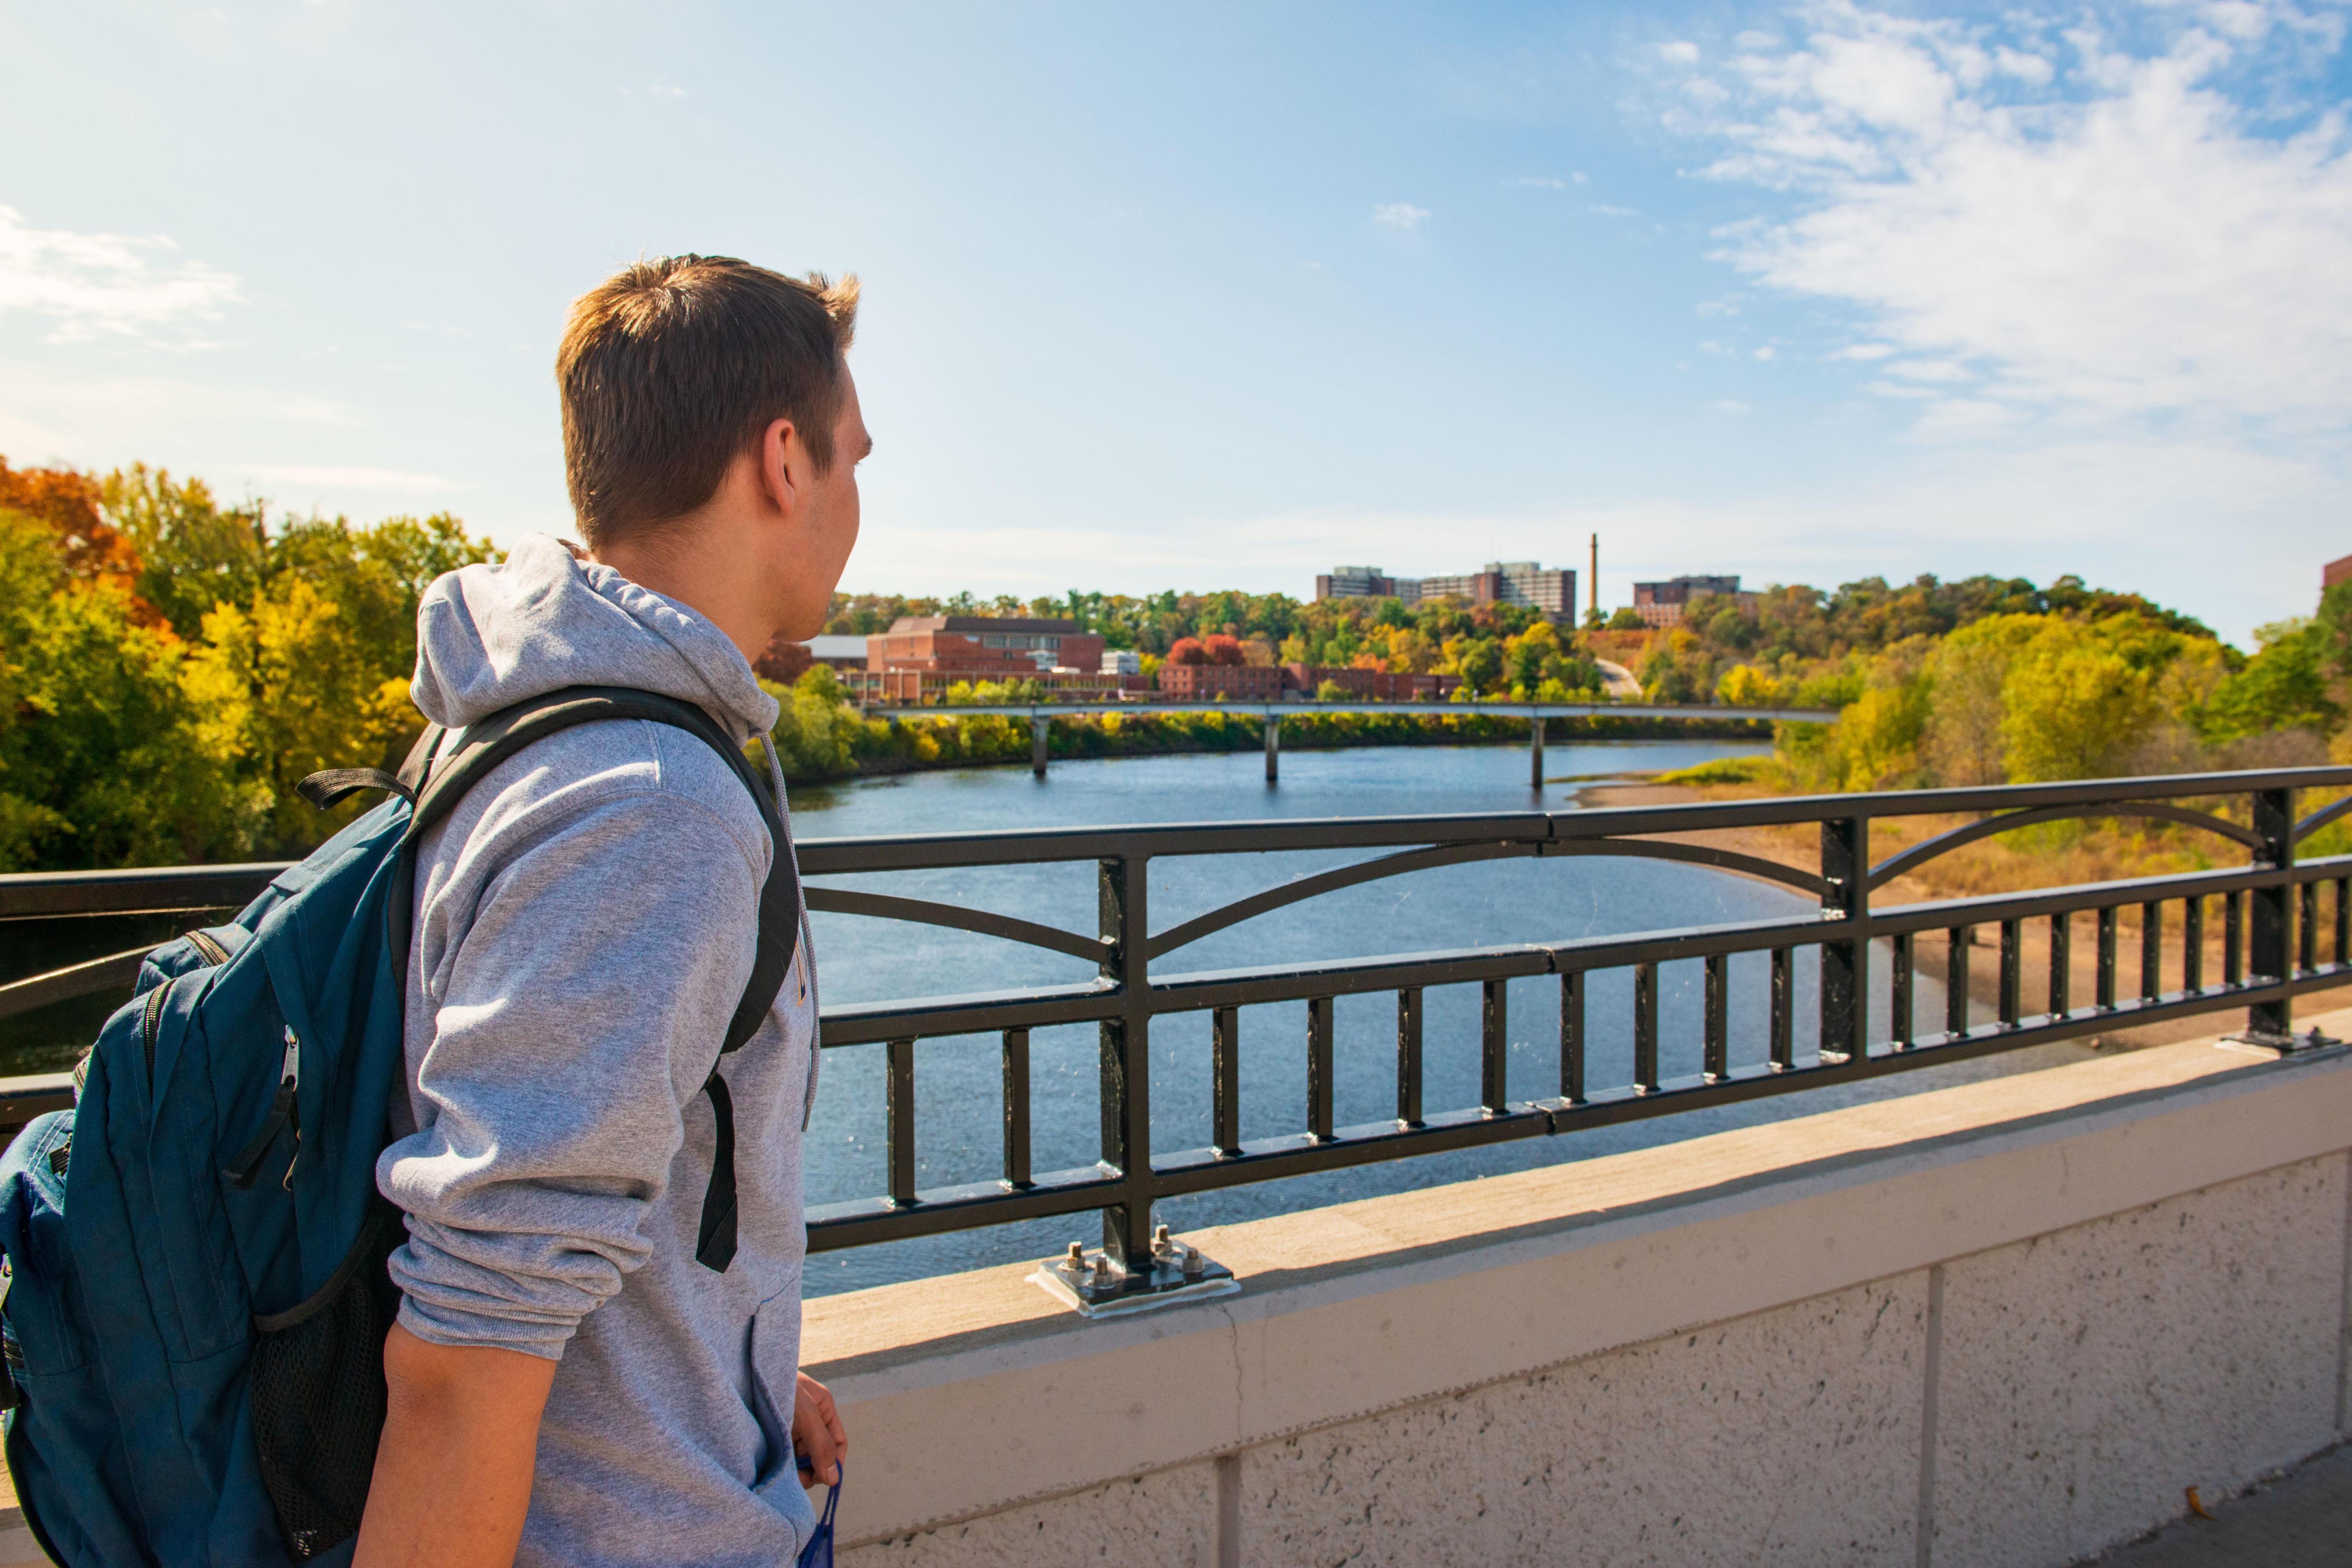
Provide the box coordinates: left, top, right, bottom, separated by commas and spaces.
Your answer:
377, 782, 766, 1358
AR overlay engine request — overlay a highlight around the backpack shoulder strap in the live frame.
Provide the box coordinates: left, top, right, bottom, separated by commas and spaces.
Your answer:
393, 684, 797, 1271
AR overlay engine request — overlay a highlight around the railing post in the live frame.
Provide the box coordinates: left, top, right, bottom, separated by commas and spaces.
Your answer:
1530, 711, 1545, 792
1031, 713, 1050, 778
1819, 814, 1870, 1062
1264, 712, 1279, 784
2244, 786, 2296, 1045
1097, 854, 1154, 1270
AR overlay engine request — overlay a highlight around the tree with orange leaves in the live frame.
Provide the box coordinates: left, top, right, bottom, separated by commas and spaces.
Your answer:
0, 458, 146, 607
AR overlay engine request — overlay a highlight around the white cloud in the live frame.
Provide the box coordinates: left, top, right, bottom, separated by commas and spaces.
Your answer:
1661, 40, 1702, 65
1372, 202, 1430, 230
1753, 345, 1777, 361
1511, 176, 1567, 188
0, 205, 239, 342
1677, 3, 2352, 439
1590, 204, 1641, 217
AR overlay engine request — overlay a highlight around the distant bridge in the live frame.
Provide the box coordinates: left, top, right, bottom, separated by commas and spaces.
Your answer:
855, 698, 1839, 783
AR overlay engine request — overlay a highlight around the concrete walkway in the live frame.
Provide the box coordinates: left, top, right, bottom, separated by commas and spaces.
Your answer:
2090, 1445, 2352, 1565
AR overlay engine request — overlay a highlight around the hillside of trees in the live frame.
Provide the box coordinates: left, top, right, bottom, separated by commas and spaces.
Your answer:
3, 452, 2343, 874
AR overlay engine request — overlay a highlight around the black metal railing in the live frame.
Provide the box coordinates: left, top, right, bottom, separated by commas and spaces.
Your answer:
2, 766, 2347, 1277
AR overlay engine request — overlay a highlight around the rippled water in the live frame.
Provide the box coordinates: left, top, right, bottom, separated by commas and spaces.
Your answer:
786, 741, 2089, 1296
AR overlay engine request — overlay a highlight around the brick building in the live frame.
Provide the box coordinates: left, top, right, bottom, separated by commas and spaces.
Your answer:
2327, 553, 2352, 591
869, 616, 1112, 704
1156, 662, 1288, 701
1287, 666, 1461, 701
1630, 575, 1760, 628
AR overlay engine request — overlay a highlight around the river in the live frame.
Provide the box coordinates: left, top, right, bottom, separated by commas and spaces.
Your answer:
789, 740, 2094, 1296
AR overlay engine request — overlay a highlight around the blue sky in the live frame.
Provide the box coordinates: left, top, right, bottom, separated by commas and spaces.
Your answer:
4, 1, 2349, 645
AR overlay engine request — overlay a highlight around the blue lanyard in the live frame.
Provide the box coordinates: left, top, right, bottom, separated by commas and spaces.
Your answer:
797, 1463, 841, 1568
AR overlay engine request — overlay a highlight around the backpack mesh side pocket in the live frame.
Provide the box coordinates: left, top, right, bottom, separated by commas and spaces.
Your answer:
248, 1207, 401, 1560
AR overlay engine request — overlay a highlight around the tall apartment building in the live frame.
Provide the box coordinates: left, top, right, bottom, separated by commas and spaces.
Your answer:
1314, 561, 1575, 619
1630, 575, 1759, 628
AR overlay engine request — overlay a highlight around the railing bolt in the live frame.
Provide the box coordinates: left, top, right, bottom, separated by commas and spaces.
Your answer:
1182, 1245, 1204, 1278
1065, 1240, 1085, 1270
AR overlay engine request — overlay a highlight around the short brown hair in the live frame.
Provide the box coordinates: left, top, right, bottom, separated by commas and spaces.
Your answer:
557, 255, 859, 548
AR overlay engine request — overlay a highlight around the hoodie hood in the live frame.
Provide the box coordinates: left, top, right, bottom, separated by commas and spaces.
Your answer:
412, 533, 781, 742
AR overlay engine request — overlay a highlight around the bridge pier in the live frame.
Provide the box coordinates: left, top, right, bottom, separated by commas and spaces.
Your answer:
1530, 713, 1545, 792
1032, 714, 1049, 777
1264, 714, 1279, 783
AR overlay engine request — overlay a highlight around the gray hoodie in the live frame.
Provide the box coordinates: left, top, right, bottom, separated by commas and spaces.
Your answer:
376, 533, 821, 1566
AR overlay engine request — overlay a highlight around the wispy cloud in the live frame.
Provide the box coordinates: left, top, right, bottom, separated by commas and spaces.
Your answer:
1663, 2, 2352, 440
1590, 204, 1641, 217
1511, 176, 1567, 189
0, 205, 239, 342
1372, 202, 1430, 230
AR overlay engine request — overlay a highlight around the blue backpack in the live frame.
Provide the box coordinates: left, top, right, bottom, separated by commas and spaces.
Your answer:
0, 687, 799, 1567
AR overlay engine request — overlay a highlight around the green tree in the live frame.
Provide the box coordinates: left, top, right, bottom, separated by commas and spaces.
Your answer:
2000, 617, 2169, 782
2197, 619, 2341, 743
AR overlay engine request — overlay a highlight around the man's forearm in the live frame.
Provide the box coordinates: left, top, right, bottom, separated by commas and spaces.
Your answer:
354, 1323, 558, 1568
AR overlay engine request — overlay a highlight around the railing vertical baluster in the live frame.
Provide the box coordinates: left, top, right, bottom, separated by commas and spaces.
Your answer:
1396, 989, 1424, 1127
1559, 971, 1585, 1105
1211, 1007, 1241, 1156
2247, 787, 2295, 1042
1633, 962, 1659, 1092
1306, 996, 1335, 1140
2225, 892, 2244, 986
1001, 1028, 1032, 1188
2301, 881, 2320, 976
1946, 927, 1971, 1037
1703, 954, 1728, 1081
2049, 912, 2072, 1017
1818, 815, 1871, 1063
2183, 897, 2204, 994
1481, 979, 1509, 1114
1769, 948, 1794, 1070
2140, 900, 2162, 1001
1999, 918, 2021, 1028
1891, 932, 1915, 1049
887, 1037, 918, 1207
2338, 877, 2349, 965
1097, 854, 1154, 1271
2097, 906, 2118, 1010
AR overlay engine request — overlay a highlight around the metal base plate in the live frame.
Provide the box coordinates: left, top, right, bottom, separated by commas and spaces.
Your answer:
1029, 1248, 1239, 1319
2220, 1028, 2343, 1055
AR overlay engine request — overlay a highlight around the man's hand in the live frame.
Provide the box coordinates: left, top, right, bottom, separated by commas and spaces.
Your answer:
354, 1323, 558, 1568
793, 1372, 847, 1487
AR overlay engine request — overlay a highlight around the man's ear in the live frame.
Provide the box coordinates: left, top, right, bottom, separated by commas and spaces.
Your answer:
758, 416, 800, 519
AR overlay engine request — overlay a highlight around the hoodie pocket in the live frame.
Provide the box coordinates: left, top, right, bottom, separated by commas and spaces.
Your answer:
746, 1291, 819, 1553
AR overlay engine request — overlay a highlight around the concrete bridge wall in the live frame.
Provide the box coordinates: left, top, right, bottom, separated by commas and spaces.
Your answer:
808, 1008, 2352, 1568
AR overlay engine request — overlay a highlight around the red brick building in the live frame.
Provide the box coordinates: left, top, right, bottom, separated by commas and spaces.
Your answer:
2327, 553, 2352, 591
1287, 666, 1461, 701
870, 616, 1108, 704
1156, 662, 1287, 701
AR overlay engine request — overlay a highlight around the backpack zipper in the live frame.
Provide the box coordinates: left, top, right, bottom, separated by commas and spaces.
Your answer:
185, 929, 230, 966
140, 977, 172, 1086
221, 1026, 302, 1192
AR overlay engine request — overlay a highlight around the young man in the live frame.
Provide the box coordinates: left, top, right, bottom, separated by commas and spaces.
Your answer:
352, 255, 867, 1568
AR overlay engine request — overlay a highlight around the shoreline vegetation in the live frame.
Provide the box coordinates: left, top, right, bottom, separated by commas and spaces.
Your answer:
751, 667, 1772, 783
0, 452, 2344, 874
